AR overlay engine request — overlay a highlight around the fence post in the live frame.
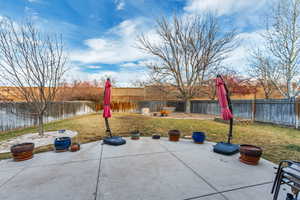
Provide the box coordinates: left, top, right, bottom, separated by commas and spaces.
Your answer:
251, 93, 256, 122
295, 99, 300, 129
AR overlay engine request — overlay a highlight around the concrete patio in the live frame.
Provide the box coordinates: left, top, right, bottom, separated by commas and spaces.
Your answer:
0, 137, 292, 200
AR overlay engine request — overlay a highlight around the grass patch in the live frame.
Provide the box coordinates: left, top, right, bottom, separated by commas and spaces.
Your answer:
1, 113, 300, 163
286, 144, 300, 152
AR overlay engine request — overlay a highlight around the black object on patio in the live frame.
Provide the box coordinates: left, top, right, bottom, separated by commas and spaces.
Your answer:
271, 160, 300, 200
102, 78, 126, 146
213, 75, 239, 155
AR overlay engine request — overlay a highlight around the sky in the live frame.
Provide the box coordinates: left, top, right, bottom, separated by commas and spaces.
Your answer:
0, 0, 275, 86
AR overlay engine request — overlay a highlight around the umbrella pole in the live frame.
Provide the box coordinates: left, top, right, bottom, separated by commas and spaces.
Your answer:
105, 118, 112, 137
228, 118, 233, 144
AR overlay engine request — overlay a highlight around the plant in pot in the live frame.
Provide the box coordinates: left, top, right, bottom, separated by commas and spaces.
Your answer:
239, 144, 263, 165
168, 130, 181, 142
131, 130, 140, 140
54, 137, 71, 152
11, 143, 35, 161
192, 132, 206, 144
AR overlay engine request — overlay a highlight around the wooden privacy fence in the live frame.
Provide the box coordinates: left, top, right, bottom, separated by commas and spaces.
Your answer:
191, 99, 298, 127
0, 101, 96, 132
137, 101, 185, 112
95, 101, 137, 112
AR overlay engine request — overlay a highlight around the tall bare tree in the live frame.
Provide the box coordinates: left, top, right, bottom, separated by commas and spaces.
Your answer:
263, 0, 300, 98
0, 18, 67, 136
248, 49, 278, 99
137, 14, 237, 112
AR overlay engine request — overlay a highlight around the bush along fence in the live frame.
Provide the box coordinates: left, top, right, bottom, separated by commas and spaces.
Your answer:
0, 101, 96, 132
191, 99, 299, 127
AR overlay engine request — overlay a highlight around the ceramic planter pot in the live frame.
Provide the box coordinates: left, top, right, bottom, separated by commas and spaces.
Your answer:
131, 131, 140, 140
168, 130, 181, 142
58, 129, 66, 133
11, 143, 34, 161
54, 137, 71, 152
152, 134, 161, 139
70, 143, 80, 152
192, 132, 206, 144
239, 144, 263, 165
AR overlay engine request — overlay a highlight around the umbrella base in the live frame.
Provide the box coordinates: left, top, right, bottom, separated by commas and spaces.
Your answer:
103, 136, 126, 146
213, 142, 239, 155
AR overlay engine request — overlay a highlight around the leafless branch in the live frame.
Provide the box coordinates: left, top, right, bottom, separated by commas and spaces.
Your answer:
0, 18, 68, 135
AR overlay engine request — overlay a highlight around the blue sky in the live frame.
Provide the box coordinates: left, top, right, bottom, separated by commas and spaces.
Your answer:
0, 0, 274, 86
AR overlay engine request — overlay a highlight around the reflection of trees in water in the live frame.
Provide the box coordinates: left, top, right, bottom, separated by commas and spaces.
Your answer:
0, 102, 96, 132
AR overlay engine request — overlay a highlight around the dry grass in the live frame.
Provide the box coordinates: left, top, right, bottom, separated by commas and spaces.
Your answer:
0, 113, 299, 163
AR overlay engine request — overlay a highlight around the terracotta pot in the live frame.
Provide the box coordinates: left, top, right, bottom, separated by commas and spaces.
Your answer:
239, 144, 263, 165
168, 130, 181, 142
70, 143, 80, 152
11, 143, 34, 161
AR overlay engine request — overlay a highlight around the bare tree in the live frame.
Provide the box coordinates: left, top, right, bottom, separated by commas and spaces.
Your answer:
248, 49, 278, 99
137, 14, 237, 112
201, 66, 235, 100
0, 18, 67, 136
262, 0, 300, 98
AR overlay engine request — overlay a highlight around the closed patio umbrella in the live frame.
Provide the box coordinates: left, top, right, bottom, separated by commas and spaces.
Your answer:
213, 75, 239, 155
103, 78, 112, 137
102, 78, 126, 146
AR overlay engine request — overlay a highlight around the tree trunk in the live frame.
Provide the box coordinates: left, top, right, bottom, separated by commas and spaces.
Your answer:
185, 99, 191, 113
38, 114, 44, 136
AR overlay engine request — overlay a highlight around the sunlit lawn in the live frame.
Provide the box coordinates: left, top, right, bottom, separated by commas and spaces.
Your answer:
0, 112, 299, 163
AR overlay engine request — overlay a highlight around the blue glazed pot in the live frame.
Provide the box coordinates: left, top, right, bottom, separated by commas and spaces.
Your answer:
54, 137, 71, 151
192, 132, 206, 144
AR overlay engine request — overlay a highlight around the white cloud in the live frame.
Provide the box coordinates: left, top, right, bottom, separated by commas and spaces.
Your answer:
116, 0, 125, 10
120, 62, 140, 68
65, 64, 147, 87
85, 65, 102, 69
223, 30, 266, 73
70, 18, 154, 64
120, 60, 151, 68
24, 6, 39, 20
184, 0, 269, 16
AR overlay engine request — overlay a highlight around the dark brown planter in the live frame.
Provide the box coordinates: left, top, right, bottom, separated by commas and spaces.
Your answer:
11, 143, 34, 162
239, 144, 263, 165
168, 130, 181, 142
70, 143, 80, 152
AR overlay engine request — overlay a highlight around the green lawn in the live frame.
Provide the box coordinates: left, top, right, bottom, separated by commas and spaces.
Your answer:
0, 113, 299, 163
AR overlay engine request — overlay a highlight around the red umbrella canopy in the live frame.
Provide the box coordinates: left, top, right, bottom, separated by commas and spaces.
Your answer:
103, 79, 112, 118
215, 76, 233, 120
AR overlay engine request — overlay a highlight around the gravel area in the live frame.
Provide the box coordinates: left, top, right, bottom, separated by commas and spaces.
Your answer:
0, 130, 77, 153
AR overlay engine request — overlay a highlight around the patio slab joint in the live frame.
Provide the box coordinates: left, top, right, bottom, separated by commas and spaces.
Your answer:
95, 143, 104, 200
